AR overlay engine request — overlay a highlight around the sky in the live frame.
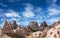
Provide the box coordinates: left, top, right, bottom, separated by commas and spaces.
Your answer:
0, 0, 60, 26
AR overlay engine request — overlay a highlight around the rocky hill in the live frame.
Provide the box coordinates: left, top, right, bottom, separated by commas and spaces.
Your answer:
0, 20, 60, 38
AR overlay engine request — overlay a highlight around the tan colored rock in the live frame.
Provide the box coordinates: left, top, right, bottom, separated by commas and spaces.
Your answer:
0, 35, 11, 38
45, 22, 60, 38
32, 31, 47, 38
2, 20, 12, 34
28, 21, 38, 31
11, 20, 18, 30
40, 21, 47, 28
0, 28, 4, 36
13, 26, 26, 36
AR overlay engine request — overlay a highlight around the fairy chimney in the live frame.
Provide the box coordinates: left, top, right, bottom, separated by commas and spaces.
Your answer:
28, 21, 38, 31
11, 20, 18, 30
2, 20, 12, 34
40, 21, 47, 28
12, 26, 26, 36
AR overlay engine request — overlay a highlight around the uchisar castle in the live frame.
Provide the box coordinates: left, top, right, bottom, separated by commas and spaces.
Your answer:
0, 20, 60, 38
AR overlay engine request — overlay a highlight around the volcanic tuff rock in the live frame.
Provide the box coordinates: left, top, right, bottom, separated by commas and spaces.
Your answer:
45, 23, 60, 38
0, 28, 4, 36
11, 20, 18, 30
2, 20, 27, 38
38, 21, 48, 31
32, 31, 47, 38
3, 20, 18, 31
1, 20, 60, 38
13, 26, 26, 36
2, 20, 12, 34
28, 21, 38, 31
40, 21, 47, 28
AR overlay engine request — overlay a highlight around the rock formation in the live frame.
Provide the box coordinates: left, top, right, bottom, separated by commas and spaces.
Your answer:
1, 20, 60, 38
0, 28, 4, 36
11, 20, 18, 30
40, 21, 47, 27
2, 20, 12, 34
39, 21, 48, 31
28, 21, 38, 31
13, 26, 26, 36
32, 31, 47, 38
12, 26, 27, 38
45, 21, 60, 38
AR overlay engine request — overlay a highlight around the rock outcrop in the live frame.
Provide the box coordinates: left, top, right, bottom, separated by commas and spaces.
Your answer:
39, 21, 48, 31
0, 28, 4, 36
32, 31, 47, 38
11, 20, 18, 30
40, 21, 47, 28
2, 20, 12, 34
45, 21, 60, 38
1, 20, 60, 38
13, 26, 26, 36
28, 21, 38, 31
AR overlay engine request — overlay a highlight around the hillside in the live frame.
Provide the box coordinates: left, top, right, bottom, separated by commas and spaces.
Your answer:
0, 20, 60, 38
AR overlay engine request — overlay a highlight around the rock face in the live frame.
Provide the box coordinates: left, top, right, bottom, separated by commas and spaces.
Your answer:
0, 35, 11, 38
11, 20, 18, 30
28, 21, 38, 31
12, 26, 27, 38
45, 21, 60, 38
0, 28, 4, 36
2, 20, 26, 38
2, 20, 12, 34
2, 20, 60, 38
38, 21, 48, 31
40, 21, 47, 28
32, 31, 47, 38
46, 28, 60, 38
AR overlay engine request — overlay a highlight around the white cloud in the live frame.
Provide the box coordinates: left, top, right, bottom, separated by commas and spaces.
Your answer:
0, 3, 7, 7
17, 21, 30, 26
17, 19, 43, 26
22, 3, 43, 19
47, 0, 60, 16
7, 18, 20, 22
0, 19, 4, 22
48, 8, 60, 16
23, 11, 35, 18
9, 0, 20, 2
0, 24, 2, 27
0, 9, 5, 17
46, 18, 60, 25
46, 0, 57, 6
4, 10, 21, 18
34, 7, 41, 13
23, 4, 35, 18
0, 9, 4, 13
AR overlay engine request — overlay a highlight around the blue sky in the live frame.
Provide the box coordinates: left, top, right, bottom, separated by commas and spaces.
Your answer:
0, 0, 60, 26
